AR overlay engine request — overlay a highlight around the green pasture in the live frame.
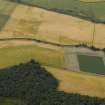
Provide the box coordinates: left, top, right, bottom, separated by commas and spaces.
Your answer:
0, 0, 17, 30
0, 44, 64, 69
78, 54, 105, 75
11, 0, 105, 23
0, 14, 9, 30
0, 0, 17, 15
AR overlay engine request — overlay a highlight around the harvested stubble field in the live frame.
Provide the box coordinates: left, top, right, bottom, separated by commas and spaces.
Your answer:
0, 3, 93, 45
46, 66, 105, 98
1, 1, 105, 48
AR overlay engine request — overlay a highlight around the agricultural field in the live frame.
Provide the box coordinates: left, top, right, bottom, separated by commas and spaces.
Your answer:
0, 0, 105, 102
80, 0, 105, 2
8, 0, 105, 23
46, 66, 105, 98
78, 55, 105, 75
0, 0, 105, 48
0, 40, 105, 76
0, 40, 64, 69
0, 2, 93, 45
0, 41, 105, 98
0, 0, 105, 74
0, 0, 17, 30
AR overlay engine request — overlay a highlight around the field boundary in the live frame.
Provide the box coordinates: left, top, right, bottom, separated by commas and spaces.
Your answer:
8, 0, 105, 24
0, 38, 105, 76
80, 0, 105, 3
45, 66, 105, 79
0, 38, 104, 50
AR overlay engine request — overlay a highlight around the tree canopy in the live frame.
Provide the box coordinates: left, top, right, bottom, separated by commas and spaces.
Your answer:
0, 60, 104, 105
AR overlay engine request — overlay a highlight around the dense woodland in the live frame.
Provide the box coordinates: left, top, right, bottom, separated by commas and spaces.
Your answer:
0, 60, 104, 105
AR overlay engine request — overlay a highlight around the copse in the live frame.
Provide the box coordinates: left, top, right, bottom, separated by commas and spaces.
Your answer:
0, 60, 104, 105
0, 60, 58, 105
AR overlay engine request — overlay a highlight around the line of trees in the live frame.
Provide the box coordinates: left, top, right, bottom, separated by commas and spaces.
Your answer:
0, 60, 104, 105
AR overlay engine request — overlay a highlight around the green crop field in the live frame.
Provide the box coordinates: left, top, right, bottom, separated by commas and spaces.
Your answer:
78, 55, 105, 75
9, 0, 105, 23
0, 44, 64, 69
0, 0, 17, 15
0, 14, 9, 30
0, 0, 17, 30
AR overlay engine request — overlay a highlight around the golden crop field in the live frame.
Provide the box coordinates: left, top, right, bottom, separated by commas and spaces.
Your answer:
46, 66, 105, 98
0, 1, 105, 48
0, 3, 93, 45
